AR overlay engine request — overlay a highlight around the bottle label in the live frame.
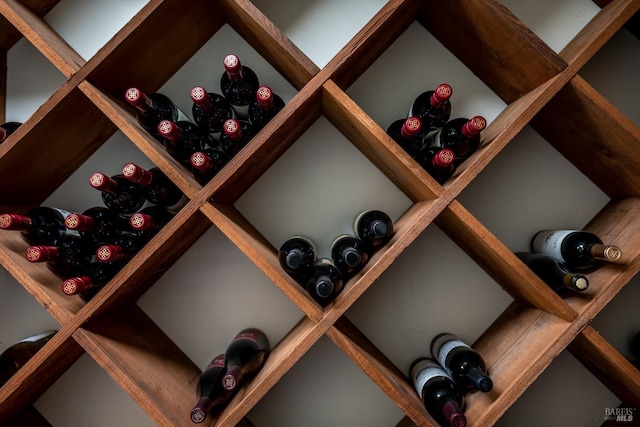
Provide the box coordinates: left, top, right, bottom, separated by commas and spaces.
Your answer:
434, 336, 469, 369
412, 359, 448, 399
234, 329, 261, 342
205, 354, 225, 370
532, 230, 577, 260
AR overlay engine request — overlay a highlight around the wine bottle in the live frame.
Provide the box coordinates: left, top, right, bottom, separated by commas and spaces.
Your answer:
190, 354, 236, 423
64, 207, 129, 247
190, 86, 235, 141
425, 116, 486, 165
278, 236, 316, 286
330, 234, 369, 279
0, 121, 21, 144
95, 233, 147, 263
408, 83, 453, 134
0, 330, 57, 387
307, 258, 344, 307
410, 357, 467, 427
248, 86, 285, 131
25, 235, 95, 277
415, 146, 456, 184
430, 333, 493, 393
531, 229, 622, 272
129, 206, 175, 241
157, 119, 212, 166
515, 252, 589, 292
220, 53, 260, 119
222, 328, 270, 391
125, 87, 189, 140
353, 209, 394, 252
190, 149, 230, 185
61, 261, 121, 301
386, 116, 425, 158
121, 163, 187, 212
218, 118, 255, 157
0, 207, 78, 245
89, 172, 147, 216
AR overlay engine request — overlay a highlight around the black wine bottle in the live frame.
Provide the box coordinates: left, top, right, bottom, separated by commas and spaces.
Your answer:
124, 87, 189, 140
0, 121, 21, 144
64, 207, 129, 247
190, 354, 236, 423
157, 119, 211, 165
89, 172, 147, 216
330, 234, 369, 279
248, 86, 285, 131
222, 328, 270, 391
430, 333, 493, 393
218, 118, 255, 157
278, 236, 316, 286
410, 357, 467, 427
129, 206, 175, 241
386, 116, 425, 158
425, 116, 486, 165
190, 86, 234, 140
408, 83, 453, 134
515, 252, 589, 292
531, 229, 622, 272
25, 235, 95, 277
307, 258, 344, 307
61, 261, 121, 301
353, 209, 394, 252
121, 163, 187, 212
95, 233, 147, 263
0, 330, 57, 387
0, 207, 78, 245
190, 149, 230, 186
220, 54, 260, 119
415, 146, 456, 184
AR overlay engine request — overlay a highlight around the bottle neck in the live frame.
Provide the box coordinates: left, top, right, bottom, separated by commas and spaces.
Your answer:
190, 396, 213, 424
441, 399, 467, 427
122, 163, 153, 186
315, 276, 334, 298
191, 86, 213, 110
222, 365, 242, 390
25, 246, 59, 263
0, 213, 32, 231
65, 213, 95, 231
96, 245, 127, 262
89, 173, 119, 194
62, 276, 93, 295
466, 366, 493, 392
563, 273, 589, 291
590, 243, 622, 262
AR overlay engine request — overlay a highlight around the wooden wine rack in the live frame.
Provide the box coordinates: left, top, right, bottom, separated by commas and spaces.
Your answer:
0, 0, 639, 426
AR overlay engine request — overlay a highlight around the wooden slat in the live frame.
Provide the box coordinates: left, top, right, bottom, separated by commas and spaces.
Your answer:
327, 0, 423, 90
327, 317, 436, 427
569, 326, 640, 406
592, 0, 640, 40
0, 0, 59, 50
0, 85, 116, 206
322, 79, 440, 202
436, 200, 578, 321
73, 305, 204, 427
0, 0, 84, 77
561, 0, 640, 69
0, 329, 84, 422
219, 0, 319, 90
419, 0, 567, 104
84, 0, 224, 97
532, 75, 640, 199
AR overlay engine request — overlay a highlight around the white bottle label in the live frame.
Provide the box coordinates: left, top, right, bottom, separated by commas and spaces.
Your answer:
532, 229, 578, 261
411, 359, 448, 399
435, 339, 469, 371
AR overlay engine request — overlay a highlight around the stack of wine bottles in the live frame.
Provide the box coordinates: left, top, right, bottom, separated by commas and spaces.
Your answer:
190, 328, 270, 424
0, 163, 183, 302
278, 209, 394, 307
0, 330, 57, 388
411, 333, 493, 427
386, 83, 486, 184
516, 228, 623, 295
125, 53, 285, 186
0, 121, 21, 144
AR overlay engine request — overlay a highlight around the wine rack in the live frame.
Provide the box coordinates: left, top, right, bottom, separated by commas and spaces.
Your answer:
1, 0, 639, 426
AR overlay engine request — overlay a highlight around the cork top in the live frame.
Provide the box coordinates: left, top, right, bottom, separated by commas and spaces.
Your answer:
223, 54, 242, 79
25, 246, 56, 262
461, 116, 487, 138
401, 116, 422, 139
89, 172, 118, 193
431, 83, 453, 106
432, 148, 455, 168
158, 120, 179, 140
223, 119, 242, 140
256, 86, 274, 109
130, 213, 154, 231
122, 163, 152, 186
190, 151, 211, 171
190, 86, 212, 109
